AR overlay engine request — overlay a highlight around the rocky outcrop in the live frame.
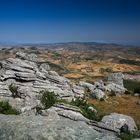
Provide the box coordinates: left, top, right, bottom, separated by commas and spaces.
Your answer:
0, 81, 12, 97
108, 73, 124, 87
106, 83, 126, 96
0, 52, 77, 113
79, 81, 106, 100
48, 103, 89, 122
101, 113, 137, 133
0, 114, 119, 140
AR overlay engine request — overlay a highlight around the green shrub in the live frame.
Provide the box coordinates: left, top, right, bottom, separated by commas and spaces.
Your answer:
120, 132, 140, 140
9, 84, 19, 98
124, 80, 140, 93
40, 91, 57, 109
134, 86, 140, 94
71, 98, 104, 121
0, 101, 19, 115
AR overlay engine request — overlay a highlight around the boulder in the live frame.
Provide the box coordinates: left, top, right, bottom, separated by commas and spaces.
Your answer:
106, 83, 126, 96
108, 73, 124, 87
0, 114, 119, 140
79, 81, 96, 90
90, 88, 106, 100
94, 80, 106, 91
101, 113, 137, 133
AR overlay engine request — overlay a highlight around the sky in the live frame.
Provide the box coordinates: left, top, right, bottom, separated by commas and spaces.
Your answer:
0, 0, 140, 45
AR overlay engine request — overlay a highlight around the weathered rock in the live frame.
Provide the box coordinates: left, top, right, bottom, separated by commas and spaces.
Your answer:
108, 73, 124, 87
48, 70, 59, 76
35, 70, 46, 80
89, 88, 106, 100
41, 108, 60, 119
72, 85, 84, 98
2, 58, 35, 71
106, 83, 126, 96
0, 69, 16, 81
0, 114, 119, 140
15, 72, 36, 81
0, 81, 12, 97
101, 113, 137, 133
49, 103, 89, 122
79, 81, 96, 90
16, 52, 38, 62
94, 80, 106, 91
39, 63, 50, 72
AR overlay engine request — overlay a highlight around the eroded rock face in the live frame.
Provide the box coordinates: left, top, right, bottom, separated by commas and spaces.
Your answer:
0, 52, 77, 114
0, 114, 119, 140
16, 52, 38, 62
106, 83, 126, 96
101, 113, 137, 133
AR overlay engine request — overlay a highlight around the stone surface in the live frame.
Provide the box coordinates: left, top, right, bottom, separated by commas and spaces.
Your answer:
16, 52, 38, 62
106, 83, 126, 96
90, 88, 106, 100
94, 80, 106, 91
0, 114, 119, 140
72, 85, 84, 98
79, 81, 96, 90
39, 63, 50, 71
108, 73, 124, 87
101, 113, 137, 133
48, 103, 89, 122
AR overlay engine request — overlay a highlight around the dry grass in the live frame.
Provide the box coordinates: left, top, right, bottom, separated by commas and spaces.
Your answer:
88, 95, 140, 128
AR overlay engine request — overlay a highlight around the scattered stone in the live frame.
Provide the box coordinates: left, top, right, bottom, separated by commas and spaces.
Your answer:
134, 93, 140, 97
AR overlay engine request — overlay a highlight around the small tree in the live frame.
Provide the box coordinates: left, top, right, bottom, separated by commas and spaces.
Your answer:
0, 101, 19, 115
40, 91, 57, 109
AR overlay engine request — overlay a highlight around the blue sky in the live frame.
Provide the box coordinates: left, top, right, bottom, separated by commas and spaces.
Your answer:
0, 0, 140, 45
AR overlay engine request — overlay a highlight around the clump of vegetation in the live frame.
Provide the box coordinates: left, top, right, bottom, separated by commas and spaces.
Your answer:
39, 91, 106, 121
0, 101, 19, 115
134, 86, 140, 94
120, 132, 140, 140
70, 98, 105, 121
124, 80, 140, 93
40, 91, 57, 109
9, 84, 19, 98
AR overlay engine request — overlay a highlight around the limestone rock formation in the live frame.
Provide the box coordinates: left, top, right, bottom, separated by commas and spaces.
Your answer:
108, 73, 124, 87
101, 113, 137, 133
0, 114, 120, 140
0, 52, 76, 113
